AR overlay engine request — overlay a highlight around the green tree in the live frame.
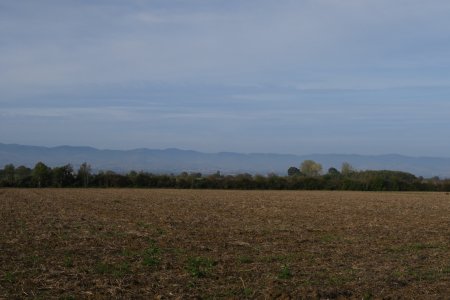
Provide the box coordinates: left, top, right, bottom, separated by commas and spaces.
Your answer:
52, 164, 74, 187
287, 166, 301, 176
32, 162, 51, 187
327, 167, 340, 176
15, 165, 32, 187
3, 164, 15, 186
300, 160, 322, 177
341, 162, 355, 176
77, 162, 91, 188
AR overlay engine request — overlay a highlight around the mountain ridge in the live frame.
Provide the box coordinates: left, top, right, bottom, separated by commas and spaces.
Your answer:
1, 143, 449, 178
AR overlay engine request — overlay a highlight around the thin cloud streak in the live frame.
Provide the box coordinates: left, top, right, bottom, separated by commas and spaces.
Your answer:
1, 1, 450, 155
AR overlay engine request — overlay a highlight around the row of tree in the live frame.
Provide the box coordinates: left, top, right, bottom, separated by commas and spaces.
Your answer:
1, 161, 449, 191
0, 162, 92, 188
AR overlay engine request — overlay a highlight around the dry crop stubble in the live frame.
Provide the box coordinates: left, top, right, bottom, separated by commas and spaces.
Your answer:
0, 189, 449, 298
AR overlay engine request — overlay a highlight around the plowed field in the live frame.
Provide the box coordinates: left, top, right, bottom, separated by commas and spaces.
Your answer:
1, 189, 449, 299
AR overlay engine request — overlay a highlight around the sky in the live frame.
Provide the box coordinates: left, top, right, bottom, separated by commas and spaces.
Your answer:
1, 0, 450, 156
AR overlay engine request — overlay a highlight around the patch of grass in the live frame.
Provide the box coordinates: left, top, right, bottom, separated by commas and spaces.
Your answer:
136, 222, 164, 236
186, 257, 215, 278
407, 267, 446, 281
59, 231, 71, 240
327, 274, 349, 286
387, 243, 440, 253
166, 247, 187, 256
391, 269, 406, 279
4, 272, 16, 283
326, 270, 356, 286
14, 219, 26, 231
142, 255, 160, 267
25, 255, 41, 267
100, 230, 127, 238
120, 248, 138, 258
314, 269, 356, 286
319, 233, 341, 243
187, 280, 196, 288
136, 221, 151, 229
277, 264, 293, 280
238, 255, 253, 264
243, 288, 254, 297
362, 291, 374, 300
63, 255, 74, 268
261, 254, 293, 263
142, 242, 161, 267
225, 287, 254, 298
94, 262, 112, 274
233, 288, 254, 298
94, 261, 130, 277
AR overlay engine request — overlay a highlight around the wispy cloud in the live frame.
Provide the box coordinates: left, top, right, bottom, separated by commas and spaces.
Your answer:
1, 1, 450, 155
2, 0, 450, 93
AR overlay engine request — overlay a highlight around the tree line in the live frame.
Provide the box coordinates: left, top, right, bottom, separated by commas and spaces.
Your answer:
1, 160, 449, 191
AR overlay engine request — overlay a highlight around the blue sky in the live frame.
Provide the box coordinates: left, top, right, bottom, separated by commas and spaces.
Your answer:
1, 0, 450, 156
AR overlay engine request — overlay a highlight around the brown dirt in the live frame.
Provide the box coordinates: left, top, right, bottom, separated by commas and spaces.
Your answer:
0, 189, 449, 299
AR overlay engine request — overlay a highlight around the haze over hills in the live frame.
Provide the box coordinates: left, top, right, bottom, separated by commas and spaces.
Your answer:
1, 143, 450, 178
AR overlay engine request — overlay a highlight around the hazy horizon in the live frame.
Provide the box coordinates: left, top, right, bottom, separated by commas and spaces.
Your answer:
3, 142, 450, 159
2, 1, 450, 157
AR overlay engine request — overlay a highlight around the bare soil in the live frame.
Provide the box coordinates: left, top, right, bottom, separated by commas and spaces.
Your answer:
1, 189, 449, 299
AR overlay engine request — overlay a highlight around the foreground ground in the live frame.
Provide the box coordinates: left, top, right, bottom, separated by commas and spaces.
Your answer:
0, 189, 449, 299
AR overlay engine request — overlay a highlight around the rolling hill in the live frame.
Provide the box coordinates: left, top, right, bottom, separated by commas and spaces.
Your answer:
1, 143, 449, 178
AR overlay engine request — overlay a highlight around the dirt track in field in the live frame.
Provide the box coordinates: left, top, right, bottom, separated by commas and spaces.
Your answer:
0, 189, 449, 299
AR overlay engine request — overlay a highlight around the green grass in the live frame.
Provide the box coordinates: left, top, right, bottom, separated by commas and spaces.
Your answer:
136, 222, 164, 236
277, 264, 293, 280
24, 255, 41, 267
186, 257, 215, 278
4, 272, 16, 283
442, 266, 450, 274
136, 221, 151, 229
142, 242, 161, 267
305, 268, 357, 286
362, 291, 374, 300
386, 243, 441, 253
120, 248, 139, 258
94, 261, 130, 277
407, 266, 450, 282
319, 233, 341, 243
238, 255, 253, 264
260, 254, 293, 263
63, 255, 74, 268
243, 288, 254, 297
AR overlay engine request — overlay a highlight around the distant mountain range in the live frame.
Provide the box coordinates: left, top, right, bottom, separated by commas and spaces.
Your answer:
0, 143, 449, 178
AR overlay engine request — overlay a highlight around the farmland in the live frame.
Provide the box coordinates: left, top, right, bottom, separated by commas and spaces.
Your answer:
1, 189, 449, 299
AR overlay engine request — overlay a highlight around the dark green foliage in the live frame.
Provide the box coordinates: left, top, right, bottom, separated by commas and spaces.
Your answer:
327, 167, 340, 177
15, 166, 33, 187
32, 162, 52, 187
2, 164, 15, 186
1, 161, 449, 191
287, 166, 301, 176
77, 162, 91, 187
52, 164, 75, 187
94, 170, 131, 188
